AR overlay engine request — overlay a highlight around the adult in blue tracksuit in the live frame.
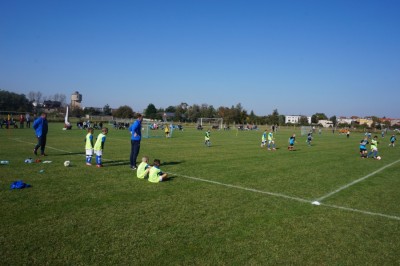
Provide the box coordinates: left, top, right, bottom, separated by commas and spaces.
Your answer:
33, 112, 48, 156
129, 113, 143, 170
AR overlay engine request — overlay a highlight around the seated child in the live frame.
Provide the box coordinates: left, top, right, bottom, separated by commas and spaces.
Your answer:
137, 156, 151, 179
148, 159, 168, 183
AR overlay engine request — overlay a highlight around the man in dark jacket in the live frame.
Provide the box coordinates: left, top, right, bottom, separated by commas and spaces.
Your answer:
33, 113, 49, 156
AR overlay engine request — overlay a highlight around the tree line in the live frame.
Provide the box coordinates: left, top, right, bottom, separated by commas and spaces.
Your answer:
1, 89, 392, 128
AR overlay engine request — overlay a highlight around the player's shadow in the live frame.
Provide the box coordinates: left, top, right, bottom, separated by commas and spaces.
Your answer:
102, 160, 131, 167
162, 161, 184, 166
162, 175, 176, 182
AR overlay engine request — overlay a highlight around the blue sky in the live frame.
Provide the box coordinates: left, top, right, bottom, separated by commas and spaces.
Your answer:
1, 0, 399, 117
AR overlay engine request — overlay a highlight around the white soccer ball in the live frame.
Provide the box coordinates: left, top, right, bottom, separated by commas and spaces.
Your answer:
64, 160, 71, 167
376, 156, 381, 160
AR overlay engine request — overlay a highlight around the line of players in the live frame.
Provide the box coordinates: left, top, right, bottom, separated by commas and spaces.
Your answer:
82, 125, 397, 169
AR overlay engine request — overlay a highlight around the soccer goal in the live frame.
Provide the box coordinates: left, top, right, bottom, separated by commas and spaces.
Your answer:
198, 118, 223, 130
143, 122, 174, 138
300, 126, 312, 136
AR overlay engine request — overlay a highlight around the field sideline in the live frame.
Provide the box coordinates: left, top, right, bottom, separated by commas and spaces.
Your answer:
1, 124, 400, 264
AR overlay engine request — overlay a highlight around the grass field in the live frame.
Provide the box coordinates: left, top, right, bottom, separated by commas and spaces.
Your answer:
1, 124, 400, 265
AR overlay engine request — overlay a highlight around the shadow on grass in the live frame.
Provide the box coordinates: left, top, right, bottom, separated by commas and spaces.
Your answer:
162, 175, 175, 182
161, 161, 184, 166
102, 160, 131, 167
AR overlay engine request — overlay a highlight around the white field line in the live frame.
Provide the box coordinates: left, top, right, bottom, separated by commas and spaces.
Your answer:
321, 203, 400, 221
10, 138, 400, 221
168, 172, 311, 203
316, 159, 400, 202
169, 172, 400, 221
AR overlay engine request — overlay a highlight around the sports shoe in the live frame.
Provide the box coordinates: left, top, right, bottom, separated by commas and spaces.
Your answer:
131, 166, 137, 170
96, 164, 103, 168
33, 149, 37, 155
86, 163, 92, 166
41, 153, 48, 156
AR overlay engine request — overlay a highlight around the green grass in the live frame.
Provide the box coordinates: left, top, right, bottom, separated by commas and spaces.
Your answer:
1, 124, 400, 265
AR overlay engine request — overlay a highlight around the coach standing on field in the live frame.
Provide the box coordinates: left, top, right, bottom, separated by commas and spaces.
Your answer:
33, 112, 48, 156
129, 113, 143, 170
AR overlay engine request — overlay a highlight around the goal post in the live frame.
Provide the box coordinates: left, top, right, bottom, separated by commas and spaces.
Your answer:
300, 126, 312, 136
198, 118, 223, 130
143, 121, 174, 138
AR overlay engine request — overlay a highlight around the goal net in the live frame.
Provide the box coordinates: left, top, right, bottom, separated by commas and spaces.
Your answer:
143, 122, 174, 138
198, 118, 223, 130
300, 126, 312, 136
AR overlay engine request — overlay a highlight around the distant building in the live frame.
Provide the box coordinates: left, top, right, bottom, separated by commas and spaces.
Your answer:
337, 117, 354, 125
318, 120, 334, 128
357, 118, 373, 127
285, 115, 311, 124
71, 91, 82, 109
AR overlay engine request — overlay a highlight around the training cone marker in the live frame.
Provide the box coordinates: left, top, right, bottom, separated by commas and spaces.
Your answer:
312, 201, 321, 206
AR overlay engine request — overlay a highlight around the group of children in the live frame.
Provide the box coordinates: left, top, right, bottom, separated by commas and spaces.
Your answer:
359, 134, 396, 159
137, 156, 169, 183
261, 129, 277, 150
85, 127, 108, 167
84, 127, 169, 183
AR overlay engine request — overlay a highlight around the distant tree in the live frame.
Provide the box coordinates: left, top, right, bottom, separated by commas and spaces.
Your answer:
270, 109, 279, 125
329, 115, 337, 126
84, 107, 101, 116
113, 105, 134, 118
0, 90, 32, 112
103, 104, 112, 115
315, 113, 328, 121
278, 115, 285, 125
71, 107, 84, 118
27, 91, 36, 102
36, 91, 42, 103
311, 114, 318, 124
249, 110, 256, 124
383, 120, 391, 128
165, 106, 176, 113
145, 103, 157, 119
174, 103, 187, 122
187, 104, 201, 122
299, 116, 309, 125
59, 94, 67, 106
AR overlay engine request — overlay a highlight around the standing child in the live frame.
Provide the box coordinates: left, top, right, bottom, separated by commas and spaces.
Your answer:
148, 159, 168, 183
306, 132, 313, 146
205, 130, 211, 147
261, 130, 267, 147
164, 125, 170, 138
94, 127, 108, 167
267, 130, 276, 150
359, 136, 369, 158
367, 135, 379, 159
288, 134, 296, 151
85, 127, 94, 166
389, 134, 396, 147
137, 156, 151, 179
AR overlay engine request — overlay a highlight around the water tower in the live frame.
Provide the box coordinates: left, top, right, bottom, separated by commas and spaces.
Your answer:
71, 91, 82, 109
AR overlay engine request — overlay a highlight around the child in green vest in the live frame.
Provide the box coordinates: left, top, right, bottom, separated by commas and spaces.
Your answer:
137, 156, 151, 179
205, 130, 211, 147
85, 127, 94, 166
94, 127, 108, 167
148, 159, 168, 183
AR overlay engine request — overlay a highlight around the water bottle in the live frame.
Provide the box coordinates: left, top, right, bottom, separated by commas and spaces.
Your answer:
0, 160, 9, 164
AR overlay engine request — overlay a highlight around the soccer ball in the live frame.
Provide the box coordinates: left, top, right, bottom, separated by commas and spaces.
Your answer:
64, 160, 71, 167
376, 156, 381, 160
